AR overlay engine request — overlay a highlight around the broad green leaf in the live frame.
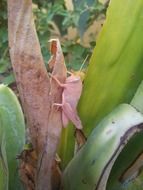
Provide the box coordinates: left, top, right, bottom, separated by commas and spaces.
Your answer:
63, 81, 143, 190
106, 81, 143, 190
79, 0, 143, 135
0, 85, 25, 190
63, 104, 143, 190
107, 136, 143, 190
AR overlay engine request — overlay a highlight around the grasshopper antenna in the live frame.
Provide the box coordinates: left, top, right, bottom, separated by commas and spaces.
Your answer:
79, 54, 89, 72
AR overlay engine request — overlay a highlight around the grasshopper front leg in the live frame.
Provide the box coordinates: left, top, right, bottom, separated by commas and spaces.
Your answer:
49, 73, 67, 88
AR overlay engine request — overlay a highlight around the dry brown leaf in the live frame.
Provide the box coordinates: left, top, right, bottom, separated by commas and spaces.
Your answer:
37, 39, 67, 190
74, 129, 87, 153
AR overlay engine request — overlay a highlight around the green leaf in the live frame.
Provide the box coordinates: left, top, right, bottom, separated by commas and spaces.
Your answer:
63, 104, 143, 190
130, 80, 143, 114
2, 74, 15, 85
0, 132, 8, 190
106, 81, 143, 190
107, 133, 143, 190
63, 82, 143, 190
0, 59, 9, 74
73, 0, 103, 37
0, 85, 25, 190
79, 0, 143, 135
58, 124, 75, 169
62, 80, 143, 190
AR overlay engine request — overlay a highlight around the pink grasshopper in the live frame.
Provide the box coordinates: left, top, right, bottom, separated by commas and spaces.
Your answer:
50, 72, 83, 129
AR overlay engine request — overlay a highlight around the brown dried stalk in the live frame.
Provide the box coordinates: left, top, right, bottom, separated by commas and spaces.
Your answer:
8, 0, 66, 189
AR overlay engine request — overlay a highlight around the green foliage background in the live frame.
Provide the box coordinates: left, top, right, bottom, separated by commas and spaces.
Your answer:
0, 0, 107, 85
0, 0, 14, 85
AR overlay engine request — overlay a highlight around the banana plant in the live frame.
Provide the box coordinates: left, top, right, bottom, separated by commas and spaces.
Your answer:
59, 0, 143, 169
0, 85, 25, 190
62, 0, 143, 189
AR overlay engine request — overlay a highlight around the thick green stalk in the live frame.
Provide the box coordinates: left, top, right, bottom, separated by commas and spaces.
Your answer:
79, 0, 143, 135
